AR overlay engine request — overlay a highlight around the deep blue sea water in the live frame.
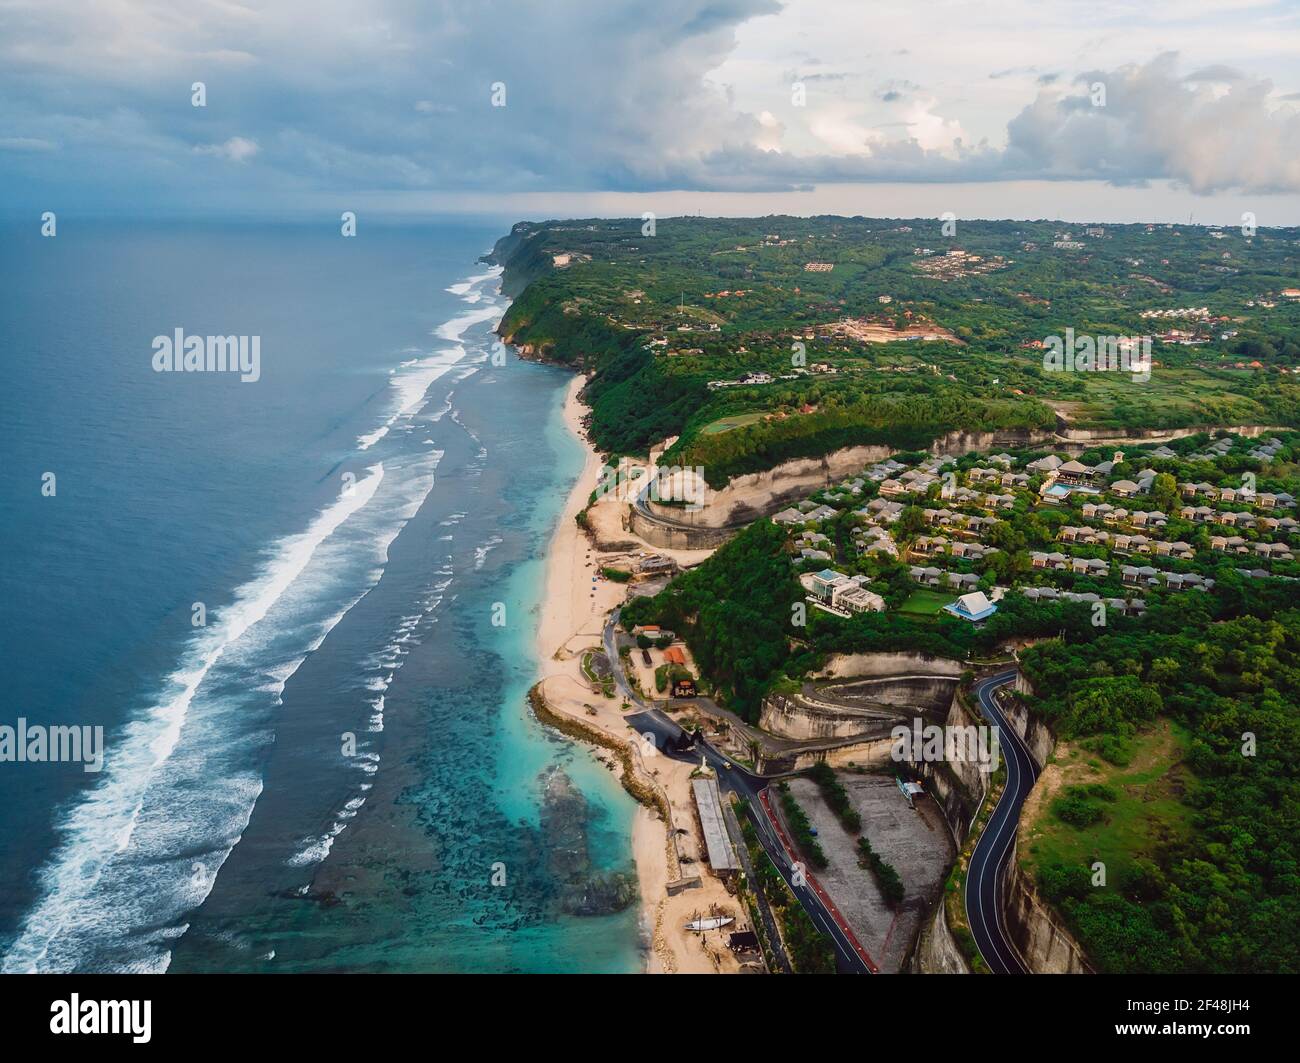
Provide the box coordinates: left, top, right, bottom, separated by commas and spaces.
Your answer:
0, 218, 642, 972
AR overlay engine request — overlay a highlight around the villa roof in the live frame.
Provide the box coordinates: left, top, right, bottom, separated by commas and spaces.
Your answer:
947, 590, 996, 621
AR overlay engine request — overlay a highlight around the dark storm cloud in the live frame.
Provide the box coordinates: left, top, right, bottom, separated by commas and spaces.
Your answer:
0, 4, 1296, 206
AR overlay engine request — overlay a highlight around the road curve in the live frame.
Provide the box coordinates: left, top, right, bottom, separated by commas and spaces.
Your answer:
964, 669, 1037, 975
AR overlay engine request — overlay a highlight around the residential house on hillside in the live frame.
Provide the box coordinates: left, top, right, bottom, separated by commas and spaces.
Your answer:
944, 590, 997, 622
839, 586, 886, 613
909, 565, 943, 587
859, 498, 906, 524
1058, 460, 1098, 486
1121, 565, 1160, 585
1163, 572, 1215, 591
806, 569, 849, 603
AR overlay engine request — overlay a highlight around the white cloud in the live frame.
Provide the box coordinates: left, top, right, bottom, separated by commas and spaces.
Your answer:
1005, 54, 1300, 193
0, 136, 57, 151
0, 0, 1297, 206
899, 97, 967, 154
194, 136, 259, 162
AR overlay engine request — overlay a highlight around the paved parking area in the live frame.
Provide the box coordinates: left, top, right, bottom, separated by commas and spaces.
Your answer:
787, 773, 954, 972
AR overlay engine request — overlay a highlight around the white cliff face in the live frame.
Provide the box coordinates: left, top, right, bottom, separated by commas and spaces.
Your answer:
1004, 850, 1094, 974
648, 444, 899, 529
909, 677, 1095, 975
912, 899, 974, 974
648, 422, 1287, 532
1054, 423, 1285, 444
656, 429, 1058, 529
815, 652, 965, 680
997, 682, 1095, 974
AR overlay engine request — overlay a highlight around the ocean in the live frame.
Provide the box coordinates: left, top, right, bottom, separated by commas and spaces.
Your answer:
0, 217, 643, 973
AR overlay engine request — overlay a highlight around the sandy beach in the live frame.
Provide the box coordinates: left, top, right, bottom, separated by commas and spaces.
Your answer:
532, 374, 753, 974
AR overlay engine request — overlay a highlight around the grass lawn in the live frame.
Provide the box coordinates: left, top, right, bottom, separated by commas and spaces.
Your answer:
898, 588, 957, 615
1019, 719, 1194, 884
1041, 364, 1273, 428
699, 411, 768, 435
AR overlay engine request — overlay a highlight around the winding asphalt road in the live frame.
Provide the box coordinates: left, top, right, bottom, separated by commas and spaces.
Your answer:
604, 608, 875, 974
964, 669, 1037, 975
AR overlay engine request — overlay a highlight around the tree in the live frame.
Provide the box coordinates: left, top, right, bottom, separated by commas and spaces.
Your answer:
1152, 472, 1179, 514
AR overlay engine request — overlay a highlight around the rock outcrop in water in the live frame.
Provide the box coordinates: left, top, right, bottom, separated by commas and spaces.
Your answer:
538, 765, 637, 917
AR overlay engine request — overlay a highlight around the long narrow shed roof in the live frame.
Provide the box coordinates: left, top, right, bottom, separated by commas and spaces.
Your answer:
691, 777, 738, 872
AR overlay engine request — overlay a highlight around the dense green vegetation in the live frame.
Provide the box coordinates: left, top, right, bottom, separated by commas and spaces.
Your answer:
621, 516, 1173, 721
1051, 783, 1119, 828
509, 215, 1300, 974
740, 812, 837, 973
621, 520, 803, 716
492, 215, 1300, 484
776, 783, 828, 870
676, 387, 1051, 487
1020, 597, 1300, 973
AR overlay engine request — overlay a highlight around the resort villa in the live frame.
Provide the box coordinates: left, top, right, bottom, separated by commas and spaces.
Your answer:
803, 569, 886, 615
944, 590, 998, 622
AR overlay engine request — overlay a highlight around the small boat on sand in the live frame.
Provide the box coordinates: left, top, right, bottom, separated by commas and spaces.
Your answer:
685, 916, 734, 932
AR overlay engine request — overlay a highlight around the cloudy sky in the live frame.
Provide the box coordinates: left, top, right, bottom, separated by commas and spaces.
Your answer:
3, 0, 1299, 222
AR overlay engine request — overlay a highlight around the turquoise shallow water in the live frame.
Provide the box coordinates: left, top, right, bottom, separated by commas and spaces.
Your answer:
0, 219, 642, 973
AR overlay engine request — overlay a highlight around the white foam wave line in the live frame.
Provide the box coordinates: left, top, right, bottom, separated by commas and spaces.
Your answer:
357, 349, 465, 451
289, 586, 439, 867
474, 534, 504, 571
357, 265, 502, 451
287, 795, 368, 868
1, 466, 386, 974
254, 597, 363, 699
240, 447, 452, 879
434, 300, 504, 345
445, 266, 500, 297
426, 392, 454, 423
